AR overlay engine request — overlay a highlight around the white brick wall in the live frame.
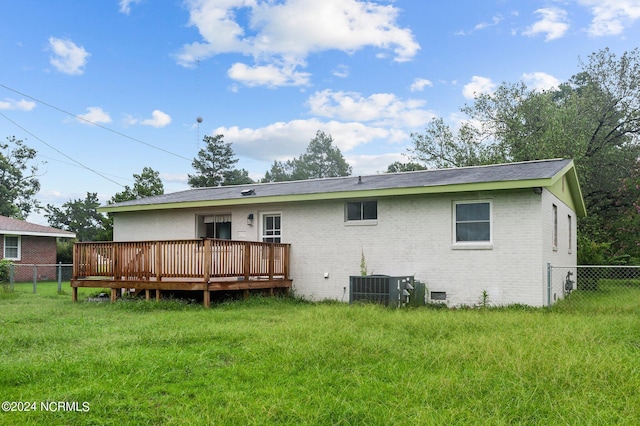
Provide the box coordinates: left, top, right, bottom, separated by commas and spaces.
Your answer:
113, 188, 578, 307
541, 188, 577, 305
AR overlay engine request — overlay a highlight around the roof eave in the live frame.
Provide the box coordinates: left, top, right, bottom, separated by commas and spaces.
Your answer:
99, 178, 559, 214
552, 160, 587, 217
1, 230, 77, 238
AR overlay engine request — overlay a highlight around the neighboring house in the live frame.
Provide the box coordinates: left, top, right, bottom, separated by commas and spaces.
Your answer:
100, 159, 585, 307
0, 216, 76, 282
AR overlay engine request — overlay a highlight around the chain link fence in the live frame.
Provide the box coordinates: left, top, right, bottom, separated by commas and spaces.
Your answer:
549, 265, 640, 308
4, 263, 73, 293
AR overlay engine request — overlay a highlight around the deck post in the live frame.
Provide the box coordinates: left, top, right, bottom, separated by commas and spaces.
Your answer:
110, 288, 117, 303
113, 243, 120, 281
156, 289, 161, 301
145, 289, 150, 301
72, 286, 78, 303
155, 242, 162, 281
243, 242, 251, 280
203, 289, 210, 308
72, 244, 78, 280
268, 244, 275, 280
203, 239, 212, 282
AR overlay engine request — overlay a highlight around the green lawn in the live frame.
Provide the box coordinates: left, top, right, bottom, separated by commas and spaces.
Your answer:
1, 282, 639, 425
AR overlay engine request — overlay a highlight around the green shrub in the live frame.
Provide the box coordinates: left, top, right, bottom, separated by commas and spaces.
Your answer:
0, 259, 12, 291
0, 259, 11, 282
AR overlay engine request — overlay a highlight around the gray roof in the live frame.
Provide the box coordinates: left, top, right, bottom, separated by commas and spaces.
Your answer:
0, 216, 76, 238
104, 159, 575, 211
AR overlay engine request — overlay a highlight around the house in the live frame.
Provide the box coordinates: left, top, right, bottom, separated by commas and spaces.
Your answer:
95, 158, 585, 307
0, 216, 76, 282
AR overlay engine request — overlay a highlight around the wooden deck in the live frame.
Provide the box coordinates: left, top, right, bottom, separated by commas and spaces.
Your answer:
71, 239, 292, 307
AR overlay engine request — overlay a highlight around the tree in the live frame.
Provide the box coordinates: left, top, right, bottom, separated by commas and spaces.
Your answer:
262, 130, 352, 182
263, 160, 297, 182
45, 192, 110, 241
386, 161, 427, 173
188, 134, 252, 187
296, 131, 352, 179
408, 48, 640, 258
110, 166, 164, 204
605, 162, 640, 263
408, 116, 501, 169
0, 136, 42, 219
222, 168, 253, 186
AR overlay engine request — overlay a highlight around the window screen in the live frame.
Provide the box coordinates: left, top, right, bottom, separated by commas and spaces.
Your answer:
455, 202, 491, 242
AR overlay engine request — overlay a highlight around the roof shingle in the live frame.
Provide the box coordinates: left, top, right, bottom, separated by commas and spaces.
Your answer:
0, 216, 76, 238
105, 158, 574, 209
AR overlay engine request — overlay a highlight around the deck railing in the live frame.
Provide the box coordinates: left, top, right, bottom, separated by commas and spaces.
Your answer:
73, 239, 290, 282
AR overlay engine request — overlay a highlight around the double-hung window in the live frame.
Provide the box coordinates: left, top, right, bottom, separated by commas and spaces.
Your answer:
4, 235, 20, 260
262, 214, 281, 243
346, 201, 377, 222
454, 201, 491, 244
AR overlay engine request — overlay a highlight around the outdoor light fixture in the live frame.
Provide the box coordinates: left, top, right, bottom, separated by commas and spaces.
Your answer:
247, 213, 254, 226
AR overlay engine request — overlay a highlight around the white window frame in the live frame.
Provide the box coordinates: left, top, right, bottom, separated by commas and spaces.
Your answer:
4, 235, 21, 261
261, 213, 282, 243
568, 214, 572, 254
345, 200, 378, 225
552, 204, 558, 251
452, 200, 493, 249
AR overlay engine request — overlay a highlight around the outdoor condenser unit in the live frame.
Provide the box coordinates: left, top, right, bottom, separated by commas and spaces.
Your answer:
349, 275, 416, 307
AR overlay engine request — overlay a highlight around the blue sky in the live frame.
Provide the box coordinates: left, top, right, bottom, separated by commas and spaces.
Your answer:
1, 0, 640, 224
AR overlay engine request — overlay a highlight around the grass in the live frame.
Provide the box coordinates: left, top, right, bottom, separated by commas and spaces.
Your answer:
0, 282, 639, 425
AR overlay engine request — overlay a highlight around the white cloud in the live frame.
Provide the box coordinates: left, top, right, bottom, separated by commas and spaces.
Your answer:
48, 37, 90, 75
0, 98, 36, 111
307, 90, 435, 128
475, 14, 504, 31
456, 14, 503, 36
124, 110, 172, 127
410, 78, 433, 92
76, 107, 111, 125
159, 172, 189, 184
119, 0, 142, 15
215, 118, 407, 163
141, 110, 172, 128
578, 0, 640, 36
227, 62, 311, 87
346, 153, 407, 176
462, 76, 496, 99
522, 72, 561, 92
332, 64, 349, 78
523, 8, 570, 41
176, 0, 420, 87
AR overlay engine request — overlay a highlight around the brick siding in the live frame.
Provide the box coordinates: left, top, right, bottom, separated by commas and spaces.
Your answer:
1, 235, 57, 282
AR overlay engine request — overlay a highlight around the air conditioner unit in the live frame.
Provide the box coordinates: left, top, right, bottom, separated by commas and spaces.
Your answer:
349, 275, 417, 307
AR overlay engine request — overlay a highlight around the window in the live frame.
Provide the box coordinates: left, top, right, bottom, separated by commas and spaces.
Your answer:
346, 201, 377, 221
454, 202, 491, 243
262, 214, 281, 243
4, 235, 20, 260
552, 204, 558, 250
201, 215, 232, 239
568, 215, 572, 254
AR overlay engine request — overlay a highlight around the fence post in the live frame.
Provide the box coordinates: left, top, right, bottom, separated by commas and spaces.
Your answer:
58, 262, 62, 293
9, 263, 14, 291
547, 262, 551, 307
33, 265, 37, 294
